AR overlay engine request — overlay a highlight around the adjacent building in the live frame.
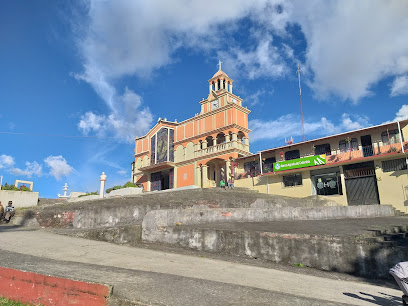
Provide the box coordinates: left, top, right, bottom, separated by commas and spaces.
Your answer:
234, 120, 408, 212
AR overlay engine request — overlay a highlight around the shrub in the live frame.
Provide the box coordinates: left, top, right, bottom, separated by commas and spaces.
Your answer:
78, 191, 98, 198
123, 182, 137, 188
106, 182, 139, 193
106, 185, 123, 194
1, 183, 31, 192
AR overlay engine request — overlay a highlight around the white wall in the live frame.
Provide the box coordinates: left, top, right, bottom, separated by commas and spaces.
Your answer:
0, 190, 39, 208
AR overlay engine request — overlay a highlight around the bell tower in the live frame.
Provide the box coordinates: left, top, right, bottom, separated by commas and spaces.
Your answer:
208, 60, 233, 94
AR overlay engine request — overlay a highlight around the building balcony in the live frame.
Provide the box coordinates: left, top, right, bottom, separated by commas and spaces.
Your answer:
326, 142, 408, 164
236, 141, 408, 180
195, 140, 249, 158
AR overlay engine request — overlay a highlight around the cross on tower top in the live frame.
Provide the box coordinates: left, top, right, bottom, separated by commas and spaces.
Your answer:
217, 60, 222, 71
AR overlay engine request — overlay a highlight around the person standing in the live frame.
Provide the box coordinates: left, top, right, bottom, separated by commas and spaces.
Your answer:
4, 201, 15, 223
228, 177, 235, 189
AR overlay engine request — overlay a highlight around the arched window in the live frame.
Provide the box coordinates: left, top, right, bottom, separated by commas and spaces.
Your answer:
206, 136, 214, 147
216, 133, 226, 144
237, 131, 245, 142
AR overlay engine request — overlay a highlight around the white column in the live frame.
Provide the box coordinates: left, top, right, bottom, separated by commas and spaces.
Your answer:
202, 140, 207, 149
215, 80, 219, 91
226, 159, 231, 182
99, 172, 107, 198
225, 134, 230, 142
213, 137, 217, 146
231, 133, 238, 142
230, 83, 233, 93
244, 137, 249, 146
202, 165, 208, 188
195, 165, 202, 187
209, 83, 212, 93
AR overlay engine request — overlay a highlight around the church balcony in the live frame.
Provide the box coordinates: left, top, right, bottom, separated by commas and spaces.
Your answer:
195, 140, 249, 158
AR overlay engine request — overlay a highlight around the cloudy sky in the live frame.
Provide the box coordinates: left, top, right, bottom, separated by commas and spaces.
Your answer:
1, 0, 408, 197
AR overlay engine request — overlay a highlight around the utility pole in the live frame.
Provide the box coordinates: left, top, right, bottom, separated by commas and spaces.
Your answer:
297, 63, 305, 142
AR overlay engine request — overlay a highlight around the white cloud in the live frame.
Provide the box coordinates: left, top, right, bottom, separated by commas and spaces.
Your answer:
44, 156, 74, 181
0, 155, 15, 169
78, 88, 153, 141
219, 33, 288, 80
393, 105, 408, 122
250, 113, 370, 142
117, 170, 128, 177
10, 161, 43, 178
391, 75, 408, 97
291, 1, 408, 102
73, 0, 408, 138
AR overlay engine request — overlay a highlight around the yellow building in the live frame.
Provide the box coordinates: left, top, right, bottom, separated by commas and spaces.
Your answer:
235, 120, 408, 212
132, 67, 251, 191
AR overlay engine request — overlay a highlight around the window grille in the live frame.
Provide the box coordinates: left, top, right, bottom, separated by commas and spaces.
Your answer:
382, 158, 407, 172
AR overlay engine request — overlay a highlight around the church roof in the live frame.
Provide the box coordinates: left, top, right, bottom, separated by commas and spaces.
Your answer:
211, 69, 230, 80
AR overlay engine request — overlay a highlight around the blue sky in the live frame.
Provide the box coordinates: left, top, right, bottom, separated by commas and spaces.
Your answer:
1, 1, 408, 198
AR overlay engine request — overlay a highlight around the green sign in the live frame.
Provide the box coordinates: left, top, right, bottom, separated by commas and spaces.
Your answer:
273, 154, 326, 172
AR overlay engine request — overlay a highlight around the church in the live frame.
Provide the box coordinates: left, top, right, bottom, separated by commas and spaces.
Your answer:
132, 65, 251, 191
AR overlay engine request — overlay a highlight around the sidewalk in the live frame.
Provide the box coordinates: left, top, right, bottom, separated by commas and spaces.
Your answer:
0, 228, 403, 305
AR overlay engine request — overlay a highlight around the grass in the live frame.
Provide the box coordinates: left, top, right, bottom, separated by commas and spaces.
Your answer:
0, 297, 32, 306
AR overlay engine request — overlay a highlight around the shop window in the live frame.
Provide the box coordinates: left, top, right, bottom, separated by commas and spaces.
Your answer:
314, 172, 343, 195
285, 150, 300, 160
382, 158, 407, 172
339, 138, 358, 152
283, 173, 302, 187
381, 129, 401, 145
314, 143, 331, 156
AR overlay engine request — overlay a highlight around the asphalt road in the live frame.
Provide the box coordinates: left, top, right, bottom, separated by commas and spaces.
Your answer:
0, 226, 403, 305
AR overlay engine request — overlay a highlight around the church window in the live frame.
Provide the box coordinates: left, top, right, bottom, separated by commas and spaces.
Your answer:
151, 127, 174, 164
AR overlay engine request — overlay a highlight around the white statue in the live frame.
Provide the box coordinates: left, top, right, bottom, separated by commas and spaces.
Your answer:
57, 183, 70, 198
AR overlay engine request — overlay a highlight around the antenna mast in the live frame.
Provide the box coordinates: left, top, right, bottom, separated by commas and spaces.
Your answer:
297, 63, 305, 142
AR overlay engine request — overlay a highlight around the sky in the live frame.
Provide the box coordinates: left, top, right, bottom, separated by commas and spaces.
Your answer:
1, 0, 408, 198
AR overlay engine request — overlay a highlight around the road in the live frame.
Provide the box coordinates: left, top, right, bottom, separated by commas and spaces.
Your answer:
0, 227, 403, 305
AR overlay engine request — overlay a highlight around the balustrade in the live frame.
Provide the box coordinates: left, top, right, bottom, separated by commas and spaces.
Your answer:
195, 140, 249, 157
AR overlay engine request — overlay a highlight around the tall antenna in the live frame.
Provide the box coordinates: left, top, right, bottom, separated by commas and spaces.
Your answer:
297, 63, 305, 142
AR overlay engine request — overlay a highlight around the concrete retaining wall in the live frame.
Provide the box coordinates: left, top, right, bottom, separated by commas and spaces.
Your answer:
142, 205, 395, 241
0, 190, 39, 208
0, 267, 112, 305
68, 194, 100, 203
160, 227, 405, 278
106, 187, 143, 197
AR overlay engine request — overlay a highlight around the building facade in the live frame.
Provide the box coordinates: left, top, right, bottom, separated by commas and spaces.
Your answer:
234, 120, 408, 212
133, 66, 408, 212
132, 68, 251, 191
